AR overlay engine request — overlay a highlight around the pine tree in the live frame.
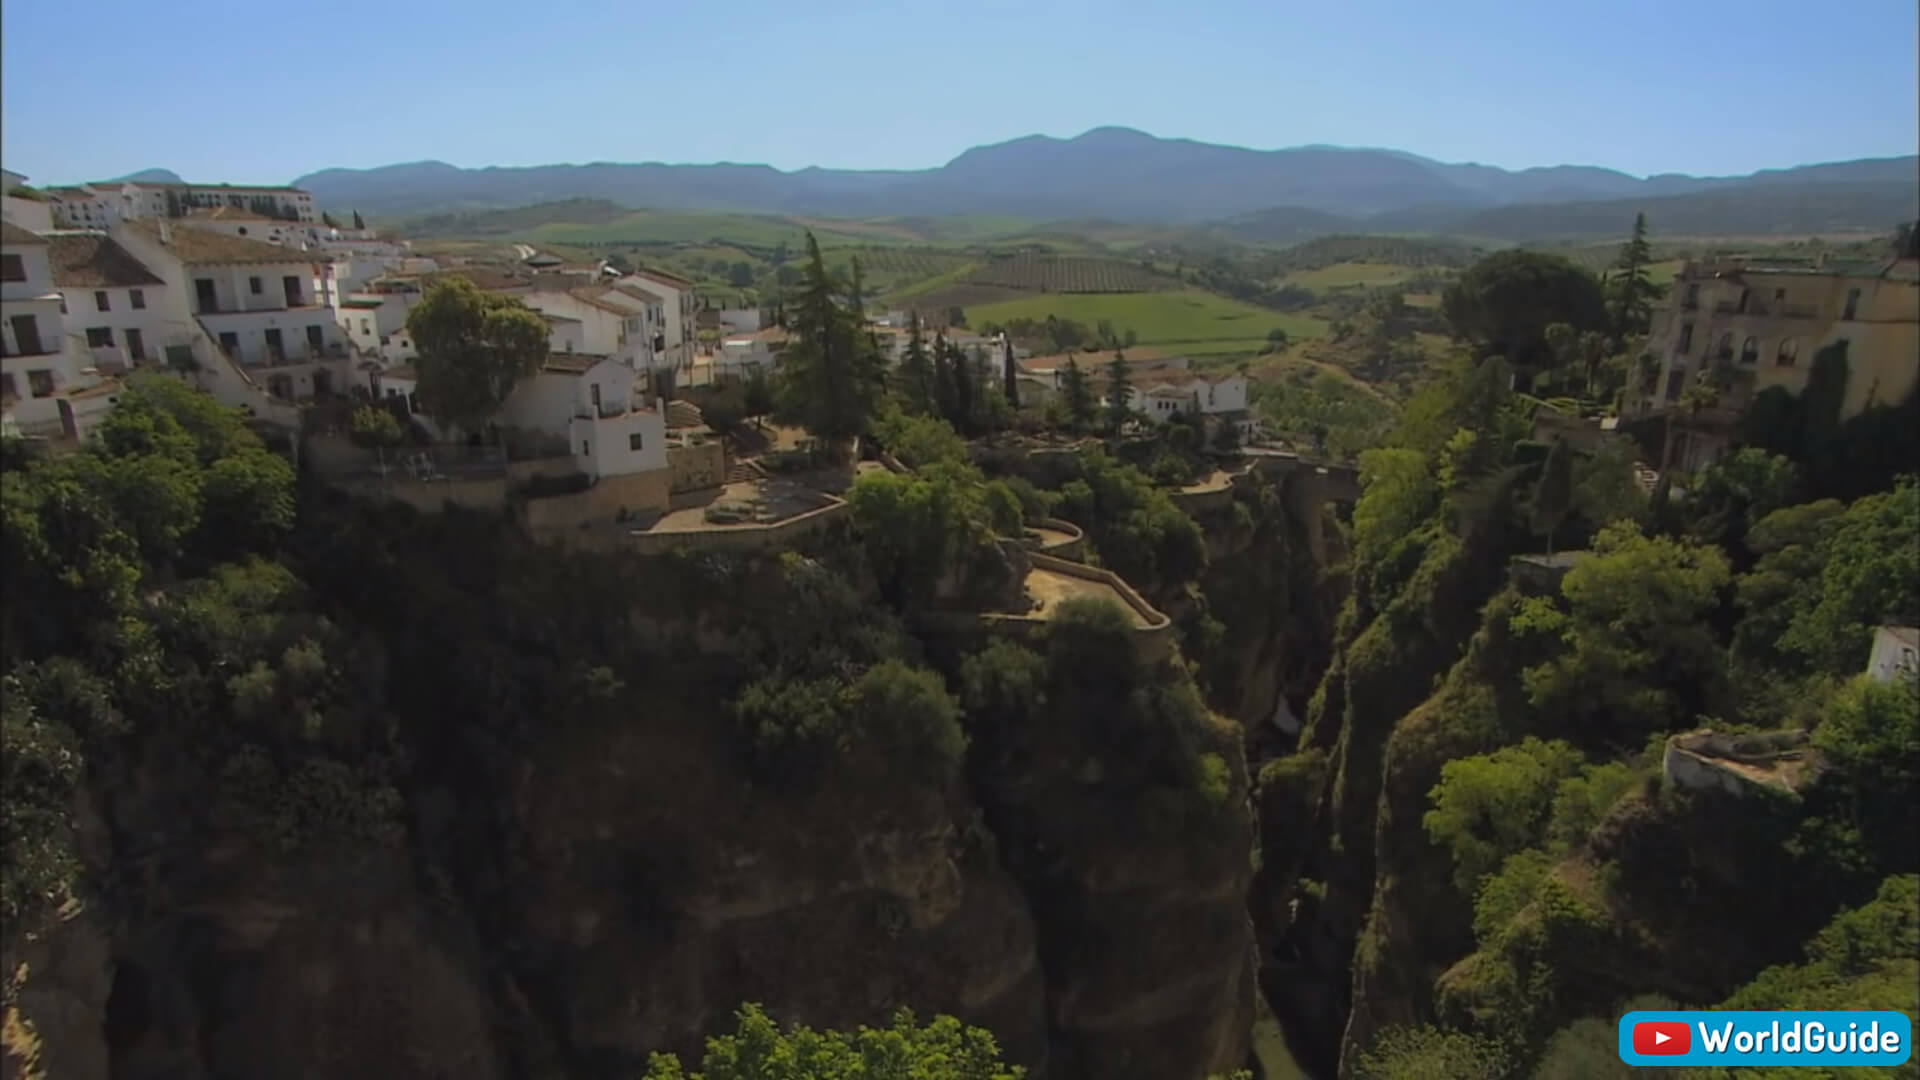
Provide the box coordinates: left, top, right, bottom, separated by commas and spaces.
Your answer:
774, 232, 883, 457
1002, 337, 1021, 410
898, 310, 935, 415
321, 211, 339, 229
352, 209, 365, 231
1531, 436, 1573, 555
931, 333, 959, 426
1607, 214, 1658, 341
951, 339, 976, 435
1104, 349, 1132, 435
1062, 357, 1096, 432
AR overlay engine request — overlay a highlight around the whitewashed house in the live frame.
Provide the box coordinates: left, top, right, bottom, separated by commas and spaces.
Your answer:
1122, 370, 1254, 439
50, 181, 314, 228
717, 326, 789, 378
521, 286, 658, 372
2, 222, 120, 438
114, 219, 350, 400
46, 232, 175, 373
619, 268, 697, 372
377, 354, 667, 481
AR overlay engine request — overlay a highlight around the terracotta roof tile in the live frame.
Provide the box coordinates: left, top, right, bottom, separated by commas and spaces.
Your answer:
127, 219, 323, 266
627, 267, 693, 290
46, 233, 164, 287
610, 282, 665, 305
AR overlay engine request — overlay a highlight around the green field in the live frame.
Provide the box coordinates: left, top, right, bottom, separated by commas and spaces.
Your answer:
964, 289, 1328, 349
1286, 261, 1424, 289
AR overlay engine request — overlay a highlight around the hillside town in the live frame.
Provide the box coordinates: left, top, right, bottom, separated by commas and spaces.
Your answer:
2, 172, 1272, 528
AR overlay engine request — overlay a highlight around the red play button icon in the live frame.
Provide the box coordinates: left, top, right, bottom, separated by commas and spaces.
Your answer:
1634, 1020, 1692, 1055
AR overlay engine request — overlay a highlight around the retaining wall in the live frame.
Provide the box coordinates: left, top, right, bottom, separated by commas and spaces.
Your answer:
546, 497, 850, 556
330, 474, 508, 513
923, 552, 1175, 663
669, 441, 726, 494
1025, 517, 1087, 561
523, 469, 673, 533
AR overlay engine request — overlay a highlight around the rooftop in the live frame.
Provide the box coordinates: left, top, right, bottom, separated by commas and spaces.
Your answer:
128, 220, 323, 266
611, 282, 666, 305
46, 233, 164, 287
1880, 625, 1920, 649
627, 266, 695, 289
1021, 347, 1173, 374
542, 352, 613, 375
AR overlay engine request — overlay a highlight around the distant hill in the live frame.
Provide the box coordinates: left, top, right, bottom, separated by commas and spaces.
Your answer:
276, 128, 1917, 239
1371, 181, 1920, 241
104, 168, 184, 185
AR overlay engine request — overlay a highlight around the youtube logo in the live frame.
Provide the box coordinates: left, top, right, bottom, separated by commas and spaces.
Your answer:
1634, 1020, 1692, 1055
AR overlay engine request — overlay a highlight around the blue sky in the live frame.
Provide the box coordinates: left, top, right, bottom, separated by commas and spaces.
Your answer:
4, 0, 1915, 185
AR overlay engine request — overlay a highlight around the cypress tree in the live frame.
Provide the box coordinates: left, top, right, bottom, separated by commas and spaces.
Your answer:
1003, 337, 1021, 410
1531, 436, 1573, 555
898, 310, 934, 415
1062, 357, 1096, 432
1104, 348, 1132, 435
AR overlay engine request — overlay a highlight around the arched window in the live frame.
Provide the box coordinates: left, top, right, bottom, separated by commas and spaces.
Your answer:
1740, 337, 1759, 365
1776, 338, 1799, 366
1716, 332, 1734, 360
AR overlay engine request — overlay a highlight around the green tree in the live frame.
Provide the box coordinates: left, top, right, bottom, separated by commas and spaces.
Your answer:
1771, 478, 1919, 676
897, 310, 935, 415
1510, 520, 1731, 742
1104, 349, 1132, 435
1425, 737, 1587, 893
949, 339, 976, 435
947, 305, 967, 329
931, 333, 959, 424
1441, 250, 1608, 375
641, 1003, 1022, 1079
726, 261, 754, 287
1062, 357, 1097, 432
405, 277, 549, 439
743, 367, 775, 429
351, 209, 365, 231
1001, 338, 1021, 411
1531, 436, 1574, 555
1606, 213, 1660, 341
701, 387, 746, 435
321, 211, 339, 229
1266, 326, 1290, 351
348, 404, 402, 475
774, 233, 884, 457
1353, 1025, 1510, 1080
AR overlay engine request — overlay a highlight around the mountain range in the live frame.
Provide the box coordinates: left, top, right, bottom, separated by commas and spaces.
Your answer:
246, 127, 1920, 238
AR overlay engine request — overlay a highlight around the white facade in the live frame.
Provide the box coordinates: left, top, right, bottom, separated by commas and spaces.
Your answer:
50, 182, 313, 228
338, 294, 420, 366
619, 270, 696, 371
716, 307, 763, 334
112, 221, 350, 402
521, 289, 654, 371
1866, 625, 1919, 684
2, 226, 116, 438
46, 235, 176, 371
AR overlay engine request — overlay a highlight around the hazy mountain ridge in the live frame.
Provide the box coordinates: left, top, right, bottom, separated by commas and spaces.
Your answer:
271, 127, 1915, 236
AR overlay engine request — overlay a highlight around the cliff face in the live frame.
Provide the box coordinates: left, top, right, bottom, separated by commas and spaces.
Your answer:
4, 506, 1268, 1079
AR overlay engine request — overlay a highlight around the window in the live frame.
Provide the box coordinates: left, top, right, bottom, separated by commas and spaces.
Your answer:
1740, 337, 1759, 365
306, 325, 324, 349
628, 432, 645, 451
249, 276, 263, 294
1677, 322, 1694, 354
1715, 332, 1733, 360
1, 254, 24, 282
130, 289, 145, 310
94, 290, 110, 312
237, 227, 247, 236
85, 327, 114, 348
1776, 338, 1799, 367
28, 370, 54, 398
0, 373, 13, 398
1774, 288, 1786, 301
1843, 288, 1861, 320
581, 440, 590, 456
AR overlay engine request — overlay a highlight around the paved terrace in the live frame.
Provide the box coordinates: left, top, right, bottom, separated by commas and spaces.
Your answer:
1021, 565, 1155, 627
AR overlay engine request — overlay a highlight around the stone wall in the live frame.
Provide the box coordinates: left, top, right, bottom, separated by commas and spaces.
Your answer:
1662, 729, 1820, 797
1171, 482, 1235, 514
545, 498, 850, 557
669, 441, 726, 494
1028, 517, 1087, 561
523, 469, 673, 533
924, 553, 1177, 664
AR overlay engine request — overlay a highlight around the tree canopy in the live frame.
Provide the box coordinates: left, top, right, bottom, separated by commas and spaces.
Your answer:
1441, 251, 1608, 374
405, 277, 549, 437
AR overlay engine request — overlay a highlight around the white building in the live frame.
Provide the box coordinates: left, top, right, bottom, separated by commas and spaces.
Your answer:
338, 293, 420, 371
521, 285, 660, 373
2, 222, 120, 438
45, 232, 175, 373
114, 219, 351, 401
377, 354, 667, 480
1121, 370, 1253, 437
716, 307, 763, 335
49, 181, 315, 228
1866, 625, 1919, 684
717, 326, 789, 378
619, 268, 697, 372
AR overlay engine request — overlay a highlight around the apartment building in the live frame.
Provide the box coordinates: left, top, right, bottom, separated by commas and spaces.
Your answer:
1, 222, 119, 438
45, 232, 174, 373
115, 220, 349, 400
1627, 253, 1920, 469
48, 181, 315, 228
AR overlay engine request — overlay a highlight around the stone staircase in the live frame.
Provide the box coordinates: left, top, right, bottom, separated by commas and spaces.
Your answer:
727, 457, 767, 483
665, 399, 705, 430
